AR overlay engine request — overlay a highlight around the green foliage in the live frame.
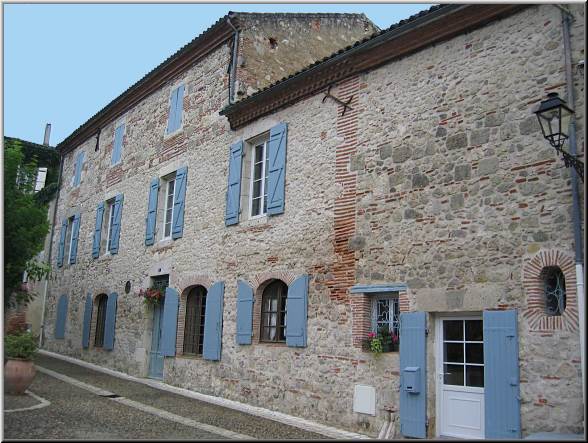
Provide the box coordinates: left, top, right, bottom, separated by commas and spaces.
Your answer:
4, 141, 51, 309
369, 337, 383, 354
4, 332, 38, 360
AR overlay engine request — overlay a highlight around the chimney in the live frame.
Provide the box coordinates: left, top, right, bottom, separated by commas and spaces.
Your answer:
43, 123, 51, 146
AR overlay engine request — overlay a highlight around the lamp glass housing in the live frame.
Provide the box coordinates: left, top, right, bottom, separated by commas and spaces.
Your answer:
534, 92, 574, 149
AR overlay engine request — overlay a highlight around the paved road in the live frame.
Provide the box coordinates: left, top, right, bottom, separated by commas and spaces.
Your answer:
3, 354, 329, 440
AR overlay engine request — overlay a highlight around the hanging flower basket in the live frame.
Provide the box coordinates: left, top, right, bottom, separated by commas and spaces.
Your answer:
137, 288, 164, 306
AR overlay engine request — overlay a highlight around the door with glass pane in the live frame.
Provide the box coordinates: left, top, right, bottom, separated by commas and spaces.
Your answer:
437, 317, 485, 439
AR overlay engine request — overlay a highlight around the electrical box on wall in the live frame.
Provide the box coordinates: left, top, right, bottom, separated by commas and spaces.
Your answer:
403, 366, 420, 393
353, 384, 376, 416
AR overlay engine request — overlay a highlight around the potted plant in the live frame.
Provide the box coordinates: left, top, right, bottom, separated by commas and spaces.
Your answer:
378, 327, 400, 352
4, 331, 38, 395
137, 287, 164, 306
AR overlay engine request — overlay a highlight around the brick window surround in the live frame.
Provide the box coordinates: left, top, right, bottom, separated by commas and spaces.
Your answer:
522, 249, 578, 332
175, 276, 213, 356
350, 284, 409, 349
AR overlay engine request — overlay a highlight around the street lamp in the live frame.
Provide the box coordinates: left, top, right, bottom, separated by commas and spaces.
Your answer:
534, 92, 584, 181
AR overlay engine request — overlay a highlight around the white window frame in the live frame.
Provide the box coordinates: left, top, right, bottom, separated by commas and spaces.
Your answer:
371, 292, 400, 335
34, 167, 48, 192
162, 177, 176, 240
248, 140, 269, 220
105, 199, 116, 253
66, 216, 75, 263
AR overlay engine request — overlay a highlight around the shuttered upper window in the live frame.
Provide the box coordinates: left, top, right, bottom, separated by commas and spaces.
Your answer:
72, 151, 85, 187
65, 216, 74, 263
111, 123, 125, 166
249, 138, 270, 218
162, 174, 176, 240
166, 84, 185, 135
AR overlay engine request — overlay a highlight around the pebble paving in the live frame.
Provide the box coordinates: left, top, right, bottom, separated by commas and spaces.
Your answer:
17, 354, 330, 440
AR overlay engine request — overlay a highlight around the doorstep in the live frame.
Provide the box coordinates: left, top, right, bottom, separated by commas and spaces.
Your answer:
38, 349, 371, 440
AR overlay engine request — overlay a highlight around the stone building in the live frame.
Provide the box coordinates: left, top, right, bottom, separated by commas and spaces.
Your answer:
43, 4, 585, 439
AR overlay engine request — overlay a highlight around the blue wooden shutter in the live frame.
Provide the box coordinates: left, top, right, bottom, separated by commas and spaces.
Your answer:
399, 311, 427, 439
167, 87, 178, 134
55, 295, 68, 339
57, 218, 67, 267
82, 293, 93, 348
285, 274, 309, 347
74, 151, 84, 186
225, 141, 243, 226
173, 84, 184, 131
103, 292, 118, 351
145, 178, 160, 245
109, 194, 124, 254
112, 124, 125, 165
69, 213, 81, 264
172, 166, 187, 239
92, 202, 105, 258
267, 122, 288, 215
203, 281, 224, 361
484, 310, 521, 439
160, 287, 179, 357
235, 280, 254, 345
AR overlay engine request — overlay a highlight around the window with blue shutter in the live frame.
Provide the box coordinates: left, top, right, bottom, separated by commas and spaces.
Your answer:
92, 202, 105, 258
103, 292, 118, 351
203, 281, 224, 361
160, 287, 179, 357
267, 122, 288, 215
166, 84, 184, 134
57, 218, 67, 268
73, 151, 84, 187
483, 310, 521, 439
236, 280, 254, 345
109, 194, 123, 254
171, 166, 187, 239
55, 295, 68, 339
145, 178, 160, 245
69, 213, 81, 265
225, 141, 243, 226
111, 123, 125, 165
399, 311, 427, 439
285, 274, 308, 347
82, 293, 93, 349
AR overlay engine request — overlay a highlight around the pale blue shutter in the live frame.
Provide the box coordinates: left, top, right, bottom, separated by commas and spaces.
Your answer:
235, 280, 254, 345
103, 292, 118, 351
55, 295, 68, 339
173, 84, 184, 131
57, 218, 67, 267
69, 213, 81, 264
399, 311, 427, 439
112, 124, 125, 165
92, 202, 105, 258
82, 293, 93, 348
166, 88, 178, 134
145, 178, 160, 245
285, 274, 309, 347
203, 281, 224, 361
74, 151, 84, 186
171, 166, 187, 239
267, 122, 287, 215
109, 194, 123, 254
160, 287, 179, 357
225, 141, 243, 226
484, 310, 521, 439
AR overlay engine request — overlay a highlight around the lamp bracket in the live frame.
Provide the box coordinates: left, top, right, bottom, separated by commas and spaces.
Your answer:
555, 143, 584, 181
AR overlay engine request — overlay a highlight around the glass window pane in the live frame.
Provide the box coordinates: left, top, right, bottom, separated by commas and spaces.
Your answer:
465, 320, 483, 341
444, 343, 464, 363
444, 364, 464, 386
466, 343, 484, 364
252, 179, 262, 198
254, 145, 263, 163
444, 320, 463, 341
466, 365, 484, 387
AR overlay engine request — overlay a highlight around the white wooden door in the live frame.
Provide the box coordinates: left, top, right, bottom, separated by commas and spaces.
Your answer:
437, 317, 485, 439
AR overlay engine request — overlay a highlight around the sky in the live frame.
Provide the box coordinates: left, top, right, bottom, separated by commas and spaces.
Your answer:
3, 3, 433, 146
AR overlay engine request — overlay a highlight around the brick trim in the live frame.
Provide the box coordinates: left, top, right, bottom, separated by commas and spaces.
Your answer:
175, 282, 211, 356
251, 276, 291, 345
522, 249, 578, 332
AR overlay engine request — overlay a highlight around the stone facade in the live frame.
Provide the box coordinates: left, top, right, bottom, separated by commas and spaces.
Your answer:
43, 5, 584, 438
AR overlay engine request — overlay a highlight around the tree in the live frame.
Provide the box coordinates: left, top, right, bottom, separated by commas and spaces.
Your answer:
4, 140, 52, 309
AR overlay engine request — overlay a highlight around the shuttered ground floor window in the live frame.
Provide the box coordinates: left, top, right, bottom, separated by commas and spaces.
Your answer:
183, 286, 207, 355
94, 294, 108, 347
261, 280, 288, 342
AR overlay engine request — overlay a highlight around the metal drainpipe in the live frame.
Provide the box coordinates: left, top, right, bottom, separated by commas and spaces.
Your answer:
226, 17, 239, 105
38, 148, 64, 347
560, 6, 585, 433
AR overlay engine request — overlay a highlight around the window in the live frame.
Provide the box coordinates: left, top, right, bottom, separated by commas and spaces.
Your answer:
166, 84, 185, 134
442, 319, 484, 388
260, 280, 288, 342
371, 293, 400, 352
249, 139, 270, 218
542, 266, 566, 316
94, 294, 108, 347
183, 286, 207, 355
161, 175, 176, 239
64, 216, 74, 263
34, 167, 48, 192
151, 275, 169, 292
111, 123, 125, 166
104, 199, 116, 253
72, 151, 85, 187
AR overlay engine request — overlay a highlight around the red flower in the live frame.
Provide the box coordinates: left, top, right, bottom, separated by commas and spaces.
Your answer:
367, 332, 376, 339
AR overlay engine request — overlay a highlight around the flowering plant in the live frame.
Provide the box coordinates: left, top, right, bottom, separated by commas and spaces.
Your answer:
364, 328, 399, 354
137, 287, 164, 306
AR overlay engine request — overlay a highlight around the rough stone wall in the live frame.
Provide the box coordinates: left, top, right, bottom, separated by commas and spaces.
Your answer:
235, 13, 377, 98
43, 4, 584, 438
352, 4, 584, 436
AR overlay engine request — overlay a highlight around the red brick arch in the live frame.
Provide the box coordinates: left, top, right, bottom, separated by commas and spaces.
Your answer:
522, 249, 578, 332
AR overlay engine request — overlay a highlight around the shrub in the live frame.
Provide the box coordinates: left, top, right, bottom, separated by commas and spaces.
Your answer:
4, 332, 37, 360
